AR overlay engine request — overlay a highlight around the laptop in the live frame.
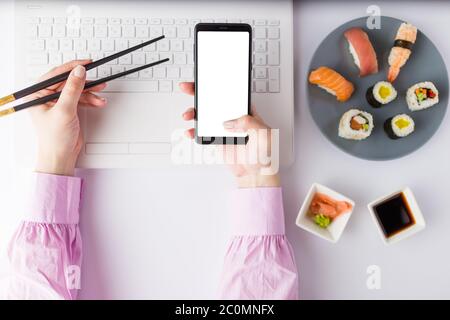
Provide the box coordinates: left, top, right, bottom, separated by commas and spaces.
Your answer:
14, 0, 294, 168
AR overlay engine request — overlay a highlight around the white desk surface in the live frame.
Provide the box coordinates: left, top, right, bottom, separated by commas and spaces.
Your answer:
1, 0, 450, 299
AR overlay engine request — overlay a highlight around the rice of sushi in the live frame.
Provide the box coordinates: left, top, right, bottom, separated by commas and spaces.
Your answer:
406, 81, 439, 111
339, 109, 374, 140
367, 81, 397, 108
384, 114, 415, 139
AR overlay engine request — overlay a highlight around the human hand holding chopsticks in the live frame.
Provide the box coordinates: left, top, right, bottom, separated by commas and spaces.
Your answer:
32, 60, 107, 176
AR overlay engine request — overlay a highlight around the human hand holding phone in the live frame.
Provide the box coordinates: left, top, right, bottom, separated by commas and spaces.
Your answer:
30, 61, 107, 176
180, 82, 280, 188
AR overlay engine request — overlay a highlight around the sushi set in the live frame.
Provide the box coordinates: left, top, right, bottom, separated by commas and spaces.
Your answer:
307, 16, 448, 160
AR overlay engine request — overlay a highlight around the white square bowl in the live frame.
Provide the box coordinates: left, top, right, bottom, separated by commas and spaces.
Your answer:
367, 187, 426, 245
296, 183, 355, 243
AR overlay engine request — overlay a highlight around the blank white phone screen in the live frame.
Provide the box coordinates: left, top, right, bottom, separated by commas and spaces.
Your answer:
197, 31, 250, 137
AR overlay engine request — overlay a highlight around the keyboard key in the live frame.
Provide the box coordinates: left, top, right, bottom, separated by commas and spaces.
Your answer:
160, 52, 172, 64
173, 53, 187, 65
254, 53, 267, 65
254, 27, 266, 39
125, 66, 139, 79
28, 53, 48, 65
98, 65, 111, 77
268, 79, 280, 93
175, 18, 188, 25
184, 39, 194, 52
143, 43, 156, 52
157, 39, 170, 51
268, 67, 279, 80
67, 27, 80, 38
136, 26, 149, 38
189, 19, 200, 25
63, 52, 76, 63
60, 39, 73, 51
171, 39, 183, 52
76, 52, 90, 60
87, 39, 101, 51
74, 39, 87, 52
150, 26, 163, 38
40, 17, 53, 24
81, 17, 94, 24
53, 24, 66, 38
136, 18, 148, 25
91, 52, 103, 61
255, 40, 266, 52
146, 52, 159, 63
102, 39, 115, 51
81, 25, 94, 38
241, 19, 253, 25
123, 25, 135, 37
268, 27, 279, 39
150, 18, 161, 25
162, 18, 174, 25
123, 17, 134, 25
254, 19, 266, 26
95, 17, 108, 25
95, 25, 108, 37
105, 53, 118, 65
132, 52, 146, 65
39, 25, 52, 38
129, 39, 142, 50
164, 26, 177, 38
111, 65, 125, 74
167, 67, 179, 79
54, 17, 67, 24
49, 52, 62, 65
180, 67, 194, 79
109, 18, 121, 25
254, 67, 267, 79
159, 80, 172, 92
46, 39, 59, 51
116, 39, 128, 51
178, 26, 190, 39
140, 68, 152, 79
153, 67, 166, 78
268, 19, 280, 26
119, 55, 132, 65
109, 25, 121, 37
186, 52, 194, 65
255, 80, 266, 92
29, 40, 45, 51
267, 41, 280, 65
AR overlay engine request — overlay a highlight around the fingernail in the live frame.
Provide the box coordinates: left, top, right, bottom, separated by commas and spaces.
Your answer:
223, 120, 235, 129
73, 65, 86, 79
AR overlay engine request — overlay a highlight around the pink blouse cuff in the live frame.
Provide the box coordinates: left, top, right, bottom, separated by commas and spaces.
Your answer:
230, 187, 285, 236
25, 173, 82, 224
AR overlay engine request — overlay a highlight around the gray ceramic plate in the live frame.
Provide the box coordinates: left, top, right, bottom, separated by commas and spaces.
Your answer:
307, 16, 448, 160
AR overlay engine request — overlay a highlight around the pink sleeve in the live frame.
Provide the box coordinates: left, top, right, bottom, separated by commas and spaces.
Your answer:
3, 173, 82, 300
219, 187, 299, 299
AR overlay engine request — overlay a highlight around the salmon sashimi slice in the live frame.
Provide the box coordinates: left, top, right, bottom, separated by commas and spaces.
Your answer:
344, 27, 379, 77
309, 192, 353, 219
308, 66, 355, 102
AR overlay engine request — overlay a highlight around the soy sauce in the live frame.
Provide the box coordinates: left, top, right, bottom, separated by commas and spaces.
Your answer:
373, 193, 415, 237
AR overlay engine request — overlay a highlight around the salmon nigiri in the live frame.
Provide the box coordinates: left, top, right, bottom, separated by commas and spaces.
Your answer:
308, 66, 355, 102
387, 23, 417, 82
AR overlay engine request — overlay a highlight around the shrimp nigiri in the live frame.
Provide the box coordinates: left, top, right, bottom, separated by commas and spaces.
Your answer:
387, 23, 417, 83
309, 66, 355, 102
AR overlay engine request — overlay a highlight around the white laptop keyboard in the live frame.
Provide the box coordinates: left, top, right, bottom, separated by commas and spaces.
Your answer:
25, 17, 281, 94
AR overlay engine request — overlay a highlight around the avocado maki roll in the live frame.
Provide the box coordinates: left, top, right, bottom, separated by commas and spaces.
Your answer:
384, 114, 415, 139
366, 81, 398, 108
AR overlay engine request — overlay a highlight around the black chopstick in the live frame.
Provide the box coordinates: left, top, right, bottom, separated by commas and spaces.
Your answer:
0, 35, 165, 107
0, 58, 169, 117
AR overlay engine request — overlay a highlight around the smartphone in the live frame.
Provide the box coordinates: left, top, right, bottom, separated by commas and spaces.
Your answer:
194, 23, 252, 145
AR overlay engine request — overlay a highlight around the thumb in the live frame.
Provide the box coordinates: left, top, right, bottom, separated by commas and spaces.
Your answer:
57, 65, 86, 115
223, 115, 263, 132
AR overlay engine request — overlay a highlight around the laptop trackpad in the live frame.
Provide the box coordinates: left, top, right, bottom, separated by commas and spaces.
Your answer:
85, 93, 171, 143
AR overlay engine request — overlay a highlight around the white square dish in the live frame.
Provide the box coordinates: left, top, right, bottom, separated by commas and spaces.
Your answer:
368, 187, 426, 245
296, 183, 355, 243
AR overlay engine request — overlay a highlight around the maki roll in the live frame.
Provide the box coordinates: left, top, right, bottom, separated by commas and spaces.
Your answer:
384, 114, 415, 139
366, 81, 398, 108
339, 109, 374, 140
406, 81, 439, 111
